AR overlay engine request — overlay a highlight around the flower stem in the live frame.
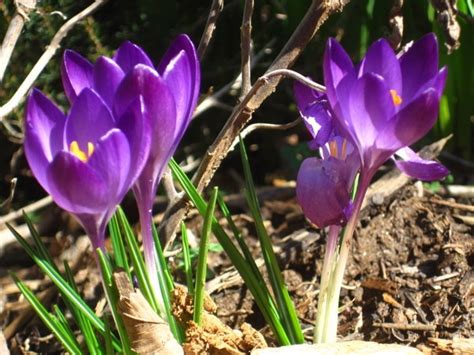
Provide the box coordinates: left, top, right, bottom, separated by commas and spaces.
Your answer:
321, 173, 371, 343
138, 206, 165, 317
314, 224, 341, 343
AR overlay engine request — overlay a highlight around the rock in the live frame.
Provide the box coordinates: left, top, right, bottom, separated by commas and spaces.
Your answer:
250, 341, 422, 354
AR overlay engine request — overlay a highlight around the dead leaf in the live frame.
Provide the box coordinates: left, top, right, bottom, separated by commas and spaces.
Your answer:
114, 271, 183, 355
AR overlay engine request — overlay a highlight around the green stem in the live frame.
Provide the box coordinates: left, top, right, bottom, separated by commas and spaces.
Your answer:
313, 225, 341, 343
193, 187, 218, 325
321, 173, 371, 343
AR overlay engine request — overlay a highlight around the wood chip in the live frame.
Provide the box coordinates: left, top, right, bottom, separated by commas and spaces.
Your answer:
382, 292, 403, 309
361, 278, 399, 296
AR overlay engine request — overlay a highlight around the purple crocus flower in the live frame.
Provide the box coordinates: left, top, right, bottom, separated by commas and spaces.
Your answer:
294, 33, 450, 343
294, 34, 448, 228
323, 33, 449, 183
296, 136, 360, 228
24, 89, 151, 249
61, 35, 200, 298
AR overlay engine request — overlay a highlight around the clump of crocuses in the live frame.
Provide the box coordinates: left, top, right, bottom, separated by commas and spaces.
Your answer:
294, 33, 448, 343
25, 35, 200, 310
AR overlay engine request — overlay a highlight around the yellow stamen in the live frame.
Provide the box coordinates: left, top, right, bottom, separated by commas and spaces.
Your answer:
87, 142, 95, 157
390, 89, 402, 106
69, 141, 94, 162
341, 139, 348, 160
329, 140, 338, 158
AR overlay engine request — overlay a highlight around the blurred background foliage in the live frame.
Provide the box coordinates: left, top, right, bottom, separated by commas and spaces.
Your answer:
0, 0, 472, 207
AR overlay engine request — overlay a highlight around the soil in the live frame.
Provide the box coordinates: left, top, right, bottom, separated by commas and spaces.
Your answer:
0, 179, 473, 353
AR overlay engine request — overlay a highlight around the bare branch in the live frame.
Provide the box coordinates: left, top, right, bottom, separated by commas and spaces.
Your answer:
388, 0, 404, 49
229, 117, 301, 151
0, 0, 109, 133
0, 1, 38, 82
193, 38, 276, 118
262, 68, 326, 92
160, 0, 352, 241
240, 0, 254, 98
0, 195, 52, 226
197, 0, 224, 59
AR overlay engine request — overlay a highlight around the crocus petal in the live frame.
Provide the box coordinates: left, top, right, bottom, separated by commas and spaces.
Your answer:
47, 151, 109, 214
293, 80, 323, 111
393, 147, 449, 181
24, 89, 66, 190
61, 50, 94, 103
391, 88, 440, 148
157, 34, 200, 142
347, 73, 395, 153
414, 66, 447, 101
294, 81, 334, 148
323, 38, 354, 106
359, 38, 402, 94
115, 97, 152, 192
74, 213, 107, 249
87, 129, 131, 205
65, 89, 115, 150
114, 65, 176, 161
93, 56, 125, 108
296, 157, 353, 228
400, 33, 439, 99
113, 41, 154, 73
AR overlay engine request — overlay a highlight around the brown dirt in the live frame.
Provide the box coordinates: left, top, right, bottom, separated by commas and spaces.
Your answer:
1, 183, 472, 353
208, 184, 473, 348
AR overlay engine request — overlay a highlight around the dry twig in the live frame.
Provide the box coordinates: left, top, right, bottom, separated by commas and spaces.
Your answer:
0, 0, 109, 138
160, 0, 351, 241
197, 0, 224, 59
240, 0, 254, 98
0, 0, 38, 82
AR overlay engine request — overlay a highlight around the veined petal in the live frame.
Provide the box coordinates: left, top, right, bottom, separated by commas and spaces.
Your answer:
400, 33, 439, 99
61, 50, 94, 104
65, 89, 115, 150
113, 41, 154, 73
114, 65, 176, 161
24, 89, 66, 191
296, 157, 352, 228
116, 97, 152, 193
393, 147, 449, 181
157, 34, 200, 142
87, 129, 131, 205
293, 79, 323, 111
348, 73, 395, 152
93, 56, 125, 108
412, 66, 447, 101
323, 38, 354, 106
359, 38, 402, 94
47, 151, 109, 214
391, 88, 440, 148
294, 81, 333, 148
